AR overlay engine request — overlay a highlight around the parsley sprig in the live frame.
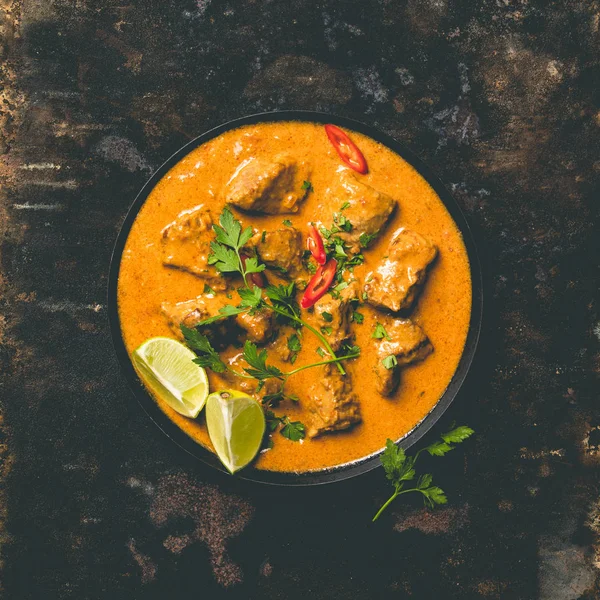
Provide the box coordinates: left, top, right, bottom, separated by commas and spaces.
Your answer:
203, 210, 348, 375
372, 425, 474, 522
208, 207, 265, 287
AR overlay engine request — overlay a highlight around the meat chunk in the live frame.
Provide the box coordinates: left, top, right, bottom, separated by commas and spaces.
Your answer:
323, 171, 396, 251
372, 317, 433, 397
161, 294, 275, 345
306, 365, 361, 437
161, 205, 225, 290
247, 227, 304, 278
312, 281, 359, 351
223, 155, 311, 214
365, 228, 437, 312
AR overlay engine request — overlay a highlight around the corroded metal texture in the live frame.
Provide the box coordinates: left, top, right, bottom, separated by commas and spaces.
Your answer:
1, 0, 599, 598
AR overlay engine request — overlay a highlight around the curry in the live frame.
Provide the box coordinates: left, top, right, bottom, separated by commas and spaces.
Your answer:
117, 121, 472, 473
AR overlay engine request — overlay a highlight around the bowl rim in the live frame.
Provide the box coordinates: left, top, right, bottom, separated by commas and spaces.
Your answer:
107, 110, 483, 486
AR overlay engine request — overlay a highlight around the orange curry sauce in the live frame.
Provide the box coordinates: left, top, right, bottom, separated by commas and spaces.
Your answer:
117, 122, 472, 473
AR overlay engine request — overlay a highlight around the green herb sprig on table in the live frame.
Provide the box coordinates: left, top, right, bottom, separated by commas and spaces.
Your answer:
372, 425, 474, 522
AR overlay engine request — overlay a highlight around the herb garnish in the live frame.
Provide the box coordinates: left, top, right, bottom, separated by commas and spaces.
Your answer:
203, 283, 216, 295
382, 355, 398, 370
321, 311, 333, 323
283, 219, 293, 227
287, 333, 302, 363
359, 231, 378, 248
372, 426, 474, 522
281, 417, 306, 441
301, 180, 313, 192
372, 322, 391, 340
265, 411, 306, 442
352, 311, 364, 324
208, 207, 265, 287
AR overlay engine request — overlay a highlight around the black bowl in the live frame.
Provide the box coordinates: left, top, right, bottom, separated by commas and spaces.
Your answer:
108, 110, 483, 486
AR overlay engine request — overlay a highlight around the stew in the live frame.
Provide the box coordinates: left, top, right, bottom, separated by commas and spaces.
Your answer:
117, 121, 472, 473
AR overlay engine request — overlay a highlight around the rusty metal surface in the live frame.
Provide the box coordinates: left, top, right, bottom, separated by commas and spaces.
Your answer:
0, 0, 599, 598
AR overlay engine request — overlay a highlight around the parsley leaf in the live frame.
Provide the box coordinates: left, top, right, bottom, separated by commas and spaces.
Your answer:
208, 208, 266, 283
242, 341, 283, 380
372, 425, 474, 522
265, 412, 306, 442
181, 324, 227, 373
442, 425, 475, 444
208, 241, 239, 273
238, 285, 263, 310
372, 322, 392, 340
280, 417, 306, 441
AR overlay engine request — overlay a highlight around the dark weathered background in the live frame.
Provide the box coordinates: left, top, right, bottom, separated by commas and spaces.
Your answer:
1, 0, 599, 598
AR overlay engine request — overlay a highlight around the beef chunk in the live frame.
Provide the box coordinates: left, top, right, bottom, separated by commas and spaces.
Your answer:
161, 294, 274, 345
323, 171, 396, 251
223, 155, 311, 214
365, 229, 437, 312
312, 281, 359, 351
372, 317, 433, 397
247, 227, 304, 278
306, 364, 361, 437
161, 205, 225, 290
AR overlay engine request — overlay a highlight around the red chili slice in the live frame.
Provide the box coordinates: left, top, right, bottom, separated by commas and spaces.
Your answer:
306, 225, 327, 266
300, 259, 338, 309
241, 254, 266, 288
324, 124, 368, 174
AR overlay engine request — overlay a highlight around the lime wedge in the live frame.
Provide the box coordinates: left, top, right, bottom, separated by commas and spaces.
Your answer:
132, 337, 209, 418
205, 390, 266, 474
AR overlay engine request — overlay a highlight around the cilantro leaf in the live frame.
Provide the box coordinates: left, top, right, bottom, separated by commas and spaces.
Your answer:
382, 355, 398, 370
352, 311, 364, 324
287, 334, 302, 352
340, 201, 351, 210
301, 180, 313, 192
321, 311, 333, 323
283, 219, 293, 227
359, 231, 378, 248
203, 283, 216, 295
242, 341, 283, 380
372, 322, 392, 340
